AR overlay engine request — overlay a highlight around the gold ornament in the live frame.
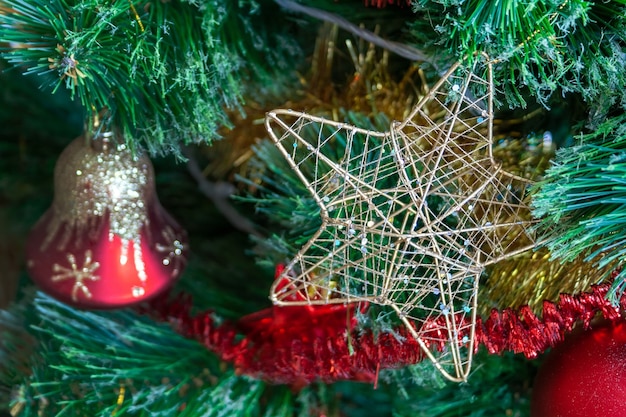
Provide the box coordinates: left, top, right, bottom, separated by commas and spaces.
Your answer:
265, 55, 537, 382
26, 130, 189, 308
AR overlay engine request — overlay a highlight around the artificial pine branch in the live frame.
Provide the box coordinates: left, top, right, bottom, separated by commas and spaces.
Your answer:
0, 0, 301, 156
2, 293, 303, 417
533, 113, 626, 301
2, 291, 537, 416
409, 0, 626, 113
375, 351, 534, 417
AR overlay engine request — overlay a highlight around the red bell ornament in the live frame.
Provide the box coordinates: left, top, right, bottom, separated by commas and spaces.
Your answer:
26, 131, 188, 309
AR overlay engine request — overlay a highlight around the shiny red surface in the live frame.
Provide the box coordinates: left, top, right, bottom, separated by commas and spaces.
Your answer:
27, 205, 187, 309
531, 321, 626, 417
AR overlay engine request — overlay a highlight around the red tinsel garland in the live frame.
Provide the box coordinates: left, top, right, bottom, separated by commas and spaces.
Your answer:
364, 0, 411, 7
148, 281, 624, 385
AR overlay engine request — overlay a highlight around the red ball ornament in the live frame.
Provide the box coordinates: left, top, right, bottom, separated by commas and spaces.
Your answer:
26, 131, 188, 309
531, 320, 626, 417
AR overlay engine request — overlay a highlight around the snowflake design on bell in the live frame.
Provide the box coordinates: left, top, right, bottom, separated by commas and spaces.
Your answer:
51, 250, 100, 302
156, 226, 186, 277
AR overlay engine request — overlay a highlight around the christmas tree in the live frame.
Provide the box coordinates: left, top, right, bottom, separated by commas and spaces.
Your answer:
2, 1, 626, 416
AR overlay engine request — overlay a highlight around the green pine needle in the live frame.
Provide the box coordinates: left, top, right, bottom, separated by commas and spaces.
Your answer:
7, 293, 224, 416
0, 0, 301, 156
409, 0, 626, 113
533, 113, 626, 301
1, 292, 304, 416
1, 291, 537, 417
379, 350, 535, 417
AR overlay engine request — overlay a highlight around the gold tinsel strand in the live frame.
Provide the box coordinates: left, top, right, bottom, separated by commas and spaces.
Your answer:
201, 23, 425, 182
483, 251, 616, 314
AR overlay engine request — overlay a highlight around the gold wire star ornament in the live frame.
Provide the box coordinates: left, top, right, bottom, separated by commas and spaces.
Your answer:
265, 55, 537, 382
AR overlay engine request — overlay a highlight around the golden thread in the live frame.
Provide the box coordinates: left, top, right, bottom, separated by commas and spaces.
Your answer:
209, 20, 563, 343
491, 0, 569, 64
11, 401, 24, 416
519, 0, 569, 48
37, 395, 49, 417
111, 384, 126, 416
474, 128, 608, 314
128, 0, 144, 32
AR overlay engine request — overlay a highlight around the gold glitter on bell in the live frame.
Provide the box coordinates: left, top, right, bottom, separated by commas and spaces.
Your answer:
26, 131, 188, 309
